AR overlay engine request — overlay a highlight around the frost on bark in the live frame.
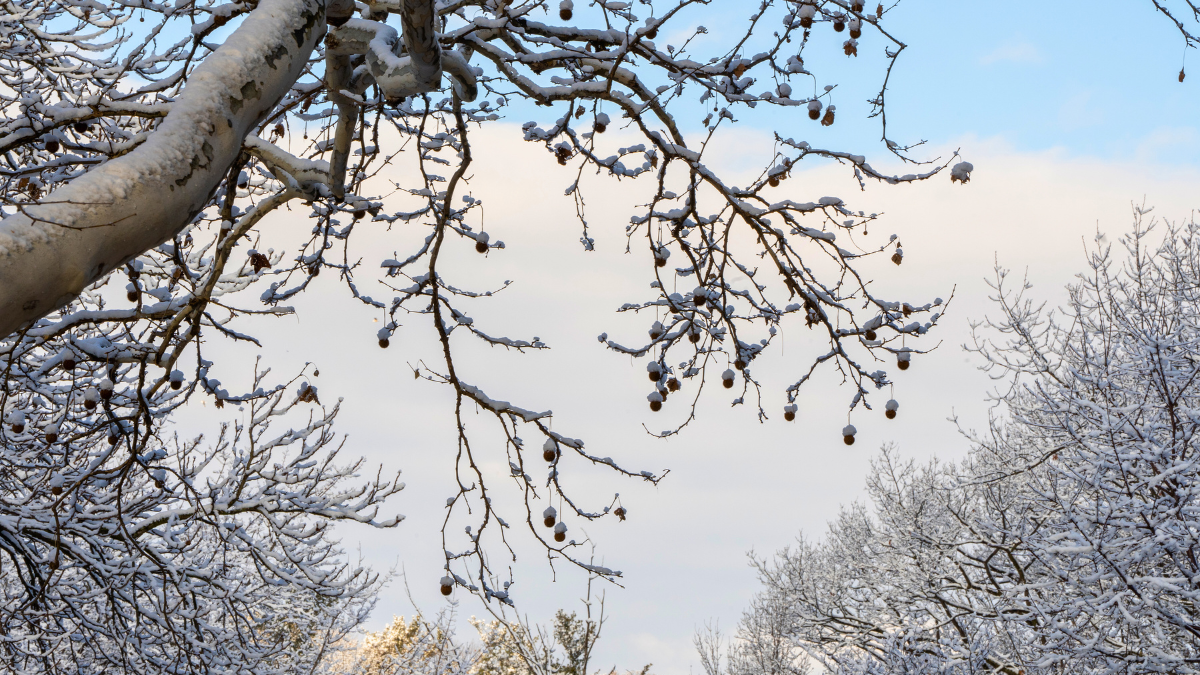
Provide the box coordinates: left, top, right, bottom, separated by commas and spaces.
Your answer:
0, 0, 325, 337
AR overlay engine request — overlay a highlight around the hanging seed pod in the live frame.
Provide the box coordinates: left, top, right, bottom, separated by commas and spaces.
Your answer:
543, 506, 557, 528
798, 3, 815, 27
8, 410, 25, 434
99, 377, 114, 400
614, 506, 627, 520
784, 404, 798, 422
475, 231, 490, 253
865, 329, 877, 341
821, 105, 836, 126
654, 245, 670, 267
648, 391, 663, 412
647, 361, 663, 381
842, 424, 857, 445
594, 112, 610, 133
45, 139, 60, 153
667, 377, 680, 392
843, 39, 857, 56
885, 399, 899, 419
83, 387, 99, 410
892, 248, 903, 265
849, 16, 862, 39
553, 521, 567, 542
852, 1, 864, 10
833, 17, 845, 32
108, 432, 118, 445
649, 321, 664, 340
74, 121, 89, 133
61, 350, 76, 371
689, 326, 702, 343
897, 350, 911, 370
807, 99, 822, 120
126, 283, 138, 302
722, 368, 735, 389
559, 0, 572, 20
440, 575, 454, 596
1181, 69, 1186, 83
169, 370, 184, 390
44, 423, 59, 444
543, 437, 559, 462
734, 359, 746, 370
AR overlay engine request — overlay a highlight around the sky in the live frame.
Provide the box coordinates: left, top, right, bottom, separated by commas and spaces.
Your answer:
176, 2, 1200, 674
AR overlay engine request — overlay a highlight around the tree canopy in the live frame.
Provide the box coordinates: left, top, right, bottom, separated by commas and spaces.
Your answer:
1, 0, 1197, 672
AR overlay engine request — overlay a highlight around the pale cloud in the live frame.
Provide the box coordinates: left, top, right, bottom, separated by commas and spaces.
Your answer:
980, 40, 1043, 66
1135, 125, 1200, 164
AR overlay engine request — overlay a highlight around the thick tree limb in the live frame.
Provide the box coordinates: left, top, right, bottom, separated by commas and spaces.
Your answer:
324, 3, 477, 197
0, 0, 326, 338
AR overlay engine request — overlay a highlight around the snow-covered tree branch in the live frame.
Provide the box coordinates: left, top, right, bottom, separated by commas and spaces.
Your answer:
1, 0, 1197, 672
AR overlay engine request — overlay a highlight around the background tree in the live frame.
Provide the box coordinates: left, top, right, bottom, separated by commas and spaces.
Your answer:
715, 210, 1200, 674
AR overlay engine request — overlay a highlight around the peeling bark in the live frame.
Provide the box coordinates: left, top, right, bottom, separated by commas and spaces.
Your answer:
0, 0, 326, 337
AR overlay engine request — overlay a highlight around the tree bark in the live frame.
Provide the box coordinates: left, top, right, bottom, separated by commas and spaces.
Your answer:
0, 0, 326, 338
